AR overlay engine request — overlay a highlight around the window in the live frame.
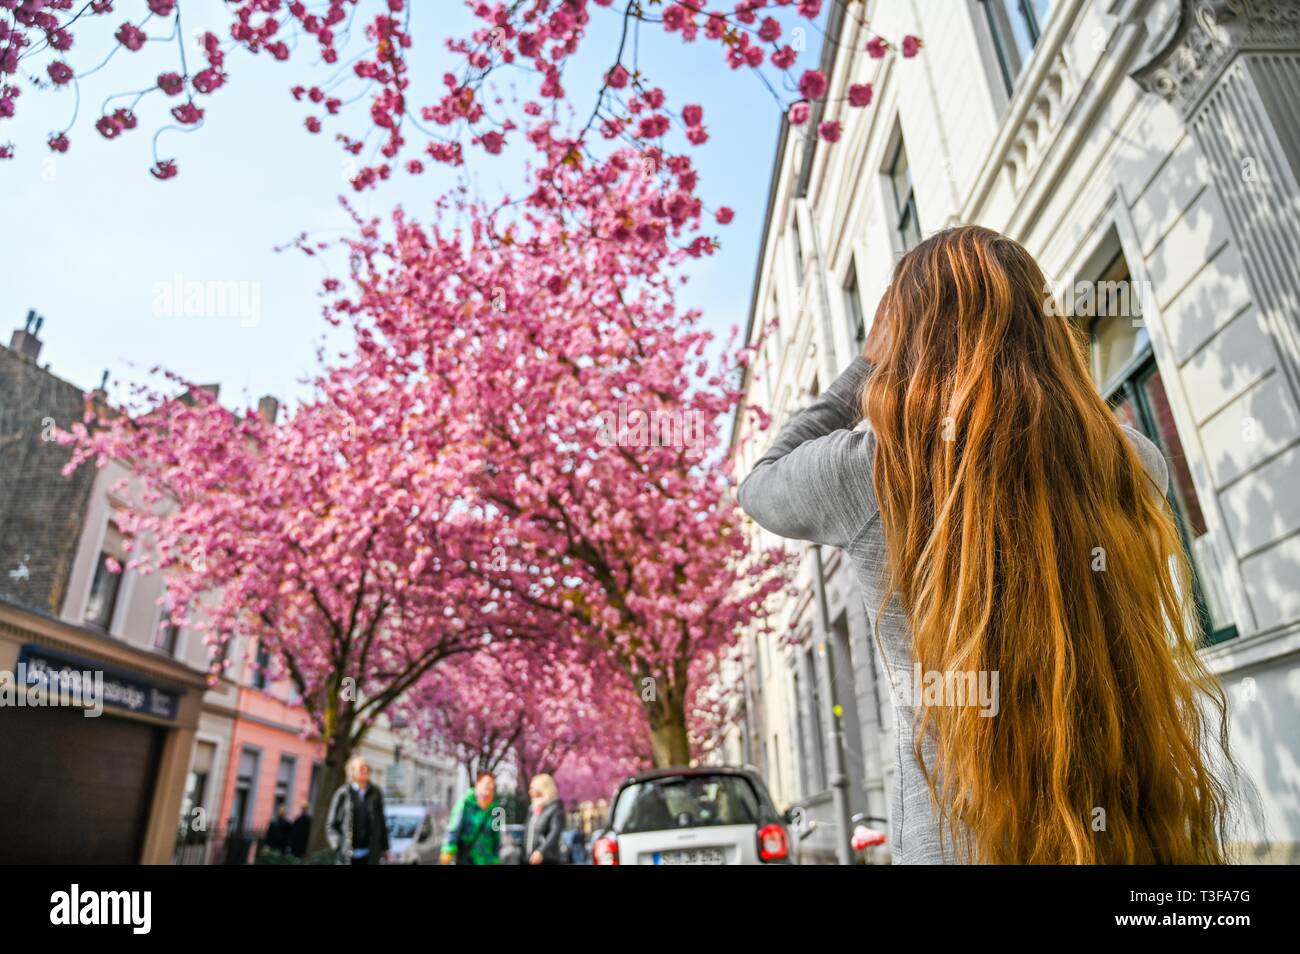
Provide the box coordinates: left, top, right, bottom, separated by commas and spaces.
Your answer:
612, 774, 762, 833
888, 136, 921, 252
1085, 253, 1236, 645
153, 611, 179, 655
274, 755, 297, 815
308, 762, 324, 812
211, 634, 232, 673
231, 748, 260, 830
84, 551, 122, 631
251, 641, 271, 691
982, 0, 1054, 94
845, 262, 866, 347
791, 218, 805, 284
179, 741, 214, 837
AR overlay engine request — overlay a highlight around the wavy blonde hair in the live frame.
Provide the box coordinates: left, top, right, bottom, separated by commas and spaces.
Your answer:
529, 773, 559, 806
862, 226, 1236, 863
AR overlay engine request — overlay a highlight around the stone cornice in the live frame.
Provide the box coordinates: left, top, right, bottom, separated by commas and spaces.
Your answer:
1131, 0, 1300, 116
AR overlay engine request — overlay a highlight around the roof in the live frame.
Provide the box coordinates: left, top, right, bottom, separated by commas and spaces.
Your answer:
621, 764, 759, 786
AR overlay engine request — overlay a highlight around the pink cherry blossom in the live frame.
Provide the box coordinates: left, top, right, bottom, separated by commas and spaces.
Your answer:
799, 69, 828, 100
0, 1, 919, 171
114, 23, 146, 52
848, 82, 874, 107
47, 62, 74, 85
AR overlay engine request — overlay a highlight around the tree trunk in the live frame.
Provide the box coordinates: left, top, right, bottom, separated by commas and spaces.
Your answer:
647, 695, 690, 767
306, 728, 361, 858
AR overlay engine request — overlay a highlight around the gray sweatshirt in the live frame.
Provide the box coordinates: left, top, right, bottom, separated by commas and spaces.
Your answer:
737, 356, 1170, 863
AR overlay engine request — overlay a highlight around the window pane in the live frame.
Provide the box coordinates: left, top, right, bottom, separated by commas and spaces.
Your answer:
1110, 392, 1140, 431
845, 266, 865, 344
901, 202, 922, 251
84, 553, 121, 630
1138, 369, 1232, 633
1091, 318, 1149, 392
999, 0, 1038, 64
154, 620, 178, 654
890, 144, 911, 215
612, 775, 762, 833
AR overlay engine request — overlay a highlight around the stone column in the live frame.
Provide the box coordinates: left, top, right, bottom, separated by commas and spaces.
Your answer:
1130, 0, 1300, 407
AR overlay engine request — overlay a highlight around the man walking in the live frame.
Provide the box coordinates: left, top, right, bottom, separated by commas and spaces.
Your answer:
327, 757, 390, 865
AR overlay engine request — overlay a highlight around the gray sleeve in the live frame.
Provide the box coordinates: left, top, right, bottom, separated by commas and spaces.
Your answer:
1120, 424, 1170, 499
737, 356, 878, 549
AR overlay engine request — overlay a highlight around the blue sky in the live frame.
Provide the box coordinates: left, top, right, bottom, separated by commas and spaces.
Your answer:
3, 4, 819, 412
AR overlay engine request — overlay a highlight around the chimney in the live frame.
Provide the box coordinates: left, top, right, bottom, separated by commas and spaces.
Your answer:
257, 395, 280, 425
9, 309, 44, 361
198, 383, 221, 400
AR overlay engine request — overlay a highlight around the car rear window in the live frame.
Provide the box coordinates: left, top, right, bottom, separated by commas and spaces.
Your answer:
612, 775, 762, 833
386, 813, 421, 839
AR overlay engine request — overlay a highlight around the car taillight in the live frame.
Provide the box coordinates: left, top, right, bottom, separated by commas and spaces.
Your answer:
593, 836, 620, 866
758, 823, 789, 862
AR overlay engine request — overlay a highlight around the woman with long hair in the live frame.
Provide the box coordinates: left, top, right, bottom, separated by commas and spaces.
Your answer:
525, 773, 567, 865
738, 225, 1237, 864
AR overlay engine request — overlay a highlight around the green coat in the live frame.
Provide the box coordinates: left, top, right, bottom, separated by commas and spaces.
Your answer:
441, 790, 501, 865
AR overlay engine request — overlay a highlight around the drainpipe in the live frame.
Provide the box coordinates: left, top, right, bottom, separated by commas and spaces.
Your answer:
810, 543, 854, 865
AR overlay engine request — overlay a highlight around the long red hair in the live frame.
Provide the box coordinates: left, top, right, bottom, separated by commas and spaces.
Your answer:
862, 226, 1236, 863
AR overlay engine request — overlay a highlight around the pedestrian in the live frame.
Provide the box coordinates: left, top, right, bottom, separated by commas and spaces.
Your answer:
264, 805, 292, 854
289, 802, 312, 859
562, 824, 587, 865
524, 773, 566, 865
326, 757, 390, 865
737, 225, 1238, 864
439, 771, 501, 865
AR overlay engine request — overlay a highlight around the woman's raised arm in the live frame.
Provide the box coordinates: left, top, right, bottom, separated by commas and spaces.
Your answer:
737, 355, 879, 549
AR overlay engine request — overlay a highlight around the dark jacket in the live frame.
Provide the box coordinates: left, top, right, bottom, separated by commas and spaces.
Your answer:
265, 815, 293, 853
327, 783, 389, 864
525, 799, 566, 865
289, 813, 312, 858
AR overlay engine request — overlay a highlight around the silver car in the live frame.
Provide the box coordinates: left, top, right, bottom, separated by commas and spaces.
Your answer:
592, 766, 794, 866
383, 803, 442, 864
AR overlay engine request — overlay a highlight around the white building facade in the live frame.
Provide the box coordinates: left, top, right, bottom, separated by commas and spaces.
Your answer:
727, 0, 1300, 863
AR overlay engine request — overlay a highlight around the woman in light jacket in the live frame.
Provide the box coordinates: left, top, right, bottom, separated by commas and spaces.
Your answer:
524, 774, 566, 865
738, 226, 1238, 864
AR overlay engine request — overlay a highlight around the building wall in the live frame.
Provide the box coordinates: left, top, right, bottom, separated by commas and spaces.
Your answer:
0, 344, 98, 615
731, 0, 1300, 862
218, 688, 323, 832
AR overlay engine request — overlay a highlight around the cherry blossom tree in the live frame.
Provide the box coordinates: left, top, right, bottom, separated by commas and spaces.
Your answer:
403, 640, 650, 800
324, 124, 793, 767
2, 0, 920, 183
58, 351, 538, 852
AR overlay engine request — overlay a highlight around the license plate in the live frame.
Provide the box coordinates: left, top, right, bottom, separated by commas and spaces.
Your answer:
653, 847, 726, 865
